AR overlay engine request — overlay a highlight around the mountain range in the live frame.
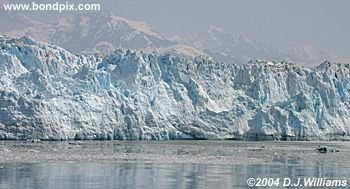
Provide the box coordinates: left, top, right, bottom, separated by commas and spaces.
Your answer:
1, 11, 347, 66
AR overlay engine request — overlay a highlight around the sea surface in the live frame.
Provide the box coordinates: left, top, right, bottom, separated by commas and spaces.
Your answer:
0, 141, 349, 189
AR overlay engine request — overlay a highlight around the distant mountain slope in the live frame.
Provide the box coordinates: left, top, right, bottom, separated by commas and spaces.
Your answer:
5, 11, 175, 53
282, 45, 342, 66
2, 11, 347, 65
0, 8, 43, 32
182, 25, 284, 63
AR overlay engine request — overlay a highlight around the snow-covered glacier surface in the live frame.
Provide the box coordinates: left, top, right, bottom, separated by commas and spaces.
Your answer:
0, 36, 350, 140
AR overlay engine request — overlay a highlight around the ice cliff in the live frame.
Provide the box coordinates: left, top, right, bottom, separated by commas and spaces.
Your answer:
0, 36, 349, 140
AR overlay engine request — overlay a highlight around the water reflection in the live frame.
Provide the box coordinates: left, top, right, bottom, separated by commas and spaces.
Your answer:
0, 162, 348, 189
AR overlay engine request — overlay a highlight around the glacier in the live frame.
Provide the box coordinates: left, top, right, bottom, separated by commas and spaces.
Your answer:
0, 35, 350, 140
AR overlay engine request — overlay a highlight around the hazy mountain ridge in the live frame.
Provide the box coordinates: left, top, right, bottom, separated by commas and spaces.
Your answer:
177, 25, 284, 63
0, 10, 44, 33
5, 11, 174, 53
0, 36, 349, 140
2, 11, 347, 65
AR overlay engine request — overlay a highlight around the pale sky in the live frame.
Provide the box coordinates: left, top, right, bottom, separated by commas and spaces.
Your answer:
5, 0, 350, 57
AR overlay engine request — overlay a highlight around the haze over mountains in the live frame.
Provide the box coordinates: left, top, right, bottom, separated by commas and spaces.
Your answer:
0, 10, 348, 65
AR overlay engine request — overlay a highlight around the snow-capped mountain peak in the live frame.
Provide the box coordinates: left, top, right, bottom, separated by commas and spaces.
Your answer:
183, 25, 283, 63
283, 44, 337, 66
207, 25, 225, 34
4, 11, 174, 54
2, 11, 347, 65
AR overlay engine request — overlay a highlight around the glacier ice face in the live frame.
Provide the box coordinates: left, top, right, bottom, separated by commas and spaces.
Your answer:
0, 36, 350, 140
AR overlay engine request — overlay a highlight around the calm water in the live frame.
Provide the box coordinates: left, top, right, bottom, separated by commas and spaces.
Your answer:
0, 162, 349, 189
0, 141, 349, 189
